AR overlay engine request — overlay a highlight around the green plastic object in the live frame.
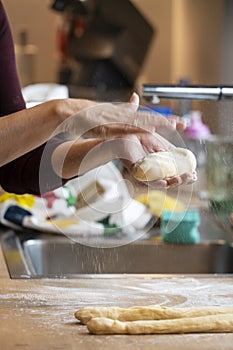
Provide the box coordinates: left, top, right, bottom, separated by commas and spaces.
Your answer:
161, 210, 200, 244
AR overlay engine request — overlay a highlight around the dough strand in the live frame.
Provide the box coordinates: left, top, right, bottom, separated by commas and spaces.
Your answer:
87, 314, 233, 334
75, 305, 233, 324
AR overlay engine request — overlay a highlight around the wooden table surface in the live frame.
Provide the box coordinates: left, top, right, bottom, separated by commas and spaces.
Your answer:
0, 243, 233, 350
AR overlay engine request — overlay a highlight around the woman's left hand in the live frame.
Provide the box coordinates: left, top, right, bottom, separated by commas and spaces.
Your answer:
117, 133, 197, 188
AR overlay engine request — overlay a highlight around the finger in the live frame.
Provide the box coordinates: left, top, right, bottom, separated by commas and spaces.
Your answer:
149, 179, 169, 188
129, 92, 140, 107
85, 106, 175, 136
180, 172, 197, 184
168, 115, 187, 131
166, 176, 183, 187
137, 133, 170, 153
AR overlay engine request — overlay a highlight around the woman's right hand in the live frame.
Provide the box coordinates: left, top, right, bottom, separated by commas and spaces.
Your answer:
56, 93, 188, 140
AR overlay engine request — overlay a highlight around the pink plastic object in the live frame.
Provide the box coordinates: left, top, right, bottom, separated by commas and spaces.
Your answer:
183, 111, 211, 139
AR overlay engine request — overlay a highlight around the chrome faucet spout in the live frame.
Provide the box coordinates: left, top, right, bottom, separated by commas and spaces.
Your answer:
142, 84, 233, 101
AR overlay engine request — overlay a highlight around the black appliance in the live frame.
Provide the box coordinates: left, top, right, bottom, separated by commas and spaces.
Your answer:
51, 0, 154, 101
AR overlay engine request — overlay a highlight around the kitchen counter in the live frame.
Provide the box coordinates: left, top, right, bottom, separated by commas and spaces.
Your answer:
0, 245, 233, 350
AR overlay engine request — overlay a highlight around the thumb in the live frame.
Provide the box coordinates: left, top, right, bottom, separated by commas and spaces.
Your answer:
129, 92, 140, 109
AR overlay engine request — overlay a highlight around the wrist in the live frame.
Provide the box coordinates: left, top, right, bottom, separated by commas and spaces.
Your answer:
52, 98, 99, 124
52, 99, 71, 124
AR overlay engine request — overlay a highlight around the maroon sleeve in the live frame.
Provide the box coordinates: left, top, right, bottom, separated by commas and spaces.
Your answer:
0, 1, 68, 195
0, 136, 68, 195
0, 1, 26, 115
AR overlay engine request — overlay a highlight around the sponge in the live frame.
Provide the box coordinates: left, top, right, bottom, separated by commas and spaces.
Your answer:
136, 190, 185, 217
161, 210, 200, 244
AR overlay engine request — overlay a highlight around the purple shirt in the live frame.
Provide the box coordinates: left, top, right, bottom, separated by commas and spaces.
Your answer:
0, 1, 67, 194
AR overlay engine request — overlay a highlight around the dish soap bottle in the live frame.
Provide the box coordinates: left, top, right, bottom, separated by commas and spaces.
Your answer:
183, 110, 211, 166
182, 110, 211, 195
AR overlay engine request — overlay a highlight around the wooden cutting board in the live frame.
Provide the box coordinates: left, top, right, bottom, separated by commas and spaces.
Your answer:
0, 246, 233, 349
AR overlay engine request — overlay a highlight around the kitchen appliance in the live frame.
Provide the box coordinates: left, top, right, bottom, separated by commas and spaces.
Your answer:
51, 0, 154, 101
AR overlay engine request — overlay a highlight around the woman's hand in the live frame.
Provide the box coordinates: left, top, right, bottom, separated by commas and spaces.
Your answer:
51, 131, 197, 189
57, 93, 188, 139
115, 133, 197, 188
50, 92, 196, 188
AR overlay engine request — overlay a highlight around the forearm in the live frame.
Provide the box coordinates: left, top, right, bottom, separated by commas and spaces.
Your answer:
0, 101, 61, 167
51, 132, 167, 180
51, 138, 114, 179
0, 98, 97, 167
0, 136, 117, 194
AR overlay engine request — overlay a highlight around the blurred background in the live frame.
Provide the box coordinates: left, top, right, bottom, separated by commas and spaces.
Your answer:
2, 0, 233, 135
1, 0, 232, 267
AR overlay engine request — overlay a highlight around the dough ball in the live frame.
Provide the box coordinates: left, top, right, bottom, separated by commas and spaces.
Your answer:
132, 148, 197, 182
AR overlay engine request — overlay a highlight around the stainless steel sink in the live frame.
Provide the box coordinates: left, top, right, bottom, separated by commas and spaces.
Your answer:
1, 209, 233, 278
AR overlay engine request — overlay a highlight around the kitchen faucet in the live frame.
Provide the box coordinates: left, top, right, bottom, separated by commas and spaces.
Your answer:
142, 84, 233, 101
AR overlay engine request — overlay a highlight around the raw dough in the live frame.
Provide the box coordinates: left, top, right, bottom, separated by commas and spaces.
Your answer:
75, 305, 233, 324
87, 314, 233, 334
132, 147, 197, 182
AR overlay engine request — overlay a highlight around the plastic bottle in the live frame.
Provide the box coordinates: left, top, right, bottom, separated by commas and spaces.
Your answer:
182, 110, 211, 197
183, 110, 211, 167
